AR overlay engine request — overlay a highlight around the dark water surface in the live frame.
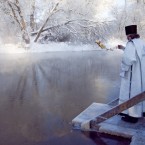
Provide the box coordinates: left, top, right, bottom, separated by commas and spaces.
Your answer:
0, 50, 130, 145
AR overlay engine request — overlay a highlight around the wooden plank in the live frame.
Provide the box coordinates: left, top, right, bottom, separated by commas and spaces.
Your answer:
90, 91, 145, 129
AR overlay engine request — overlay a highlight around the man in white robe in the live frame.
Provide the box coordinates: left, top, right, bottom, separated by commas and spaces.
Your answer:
119, 25, 145, 123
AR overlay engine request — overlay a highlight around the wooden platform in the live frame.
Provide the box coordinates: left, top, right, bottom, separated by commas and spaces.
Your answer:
72, 103, 112, 129
72, 103, 145, 145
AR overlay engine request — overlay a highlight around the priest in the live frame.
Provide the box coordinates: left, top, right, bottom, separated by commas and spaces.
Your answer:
118, 25, 145, 123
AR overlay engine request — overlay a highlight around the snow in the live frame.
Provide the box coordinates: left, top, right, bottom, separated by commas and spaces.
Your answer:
0, 39, 124, 54
29, 42, 101, 52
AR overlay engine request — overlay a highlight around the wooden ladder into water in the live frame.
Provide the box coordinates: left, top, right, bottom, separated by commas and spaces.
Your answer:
90, 91, 145, 130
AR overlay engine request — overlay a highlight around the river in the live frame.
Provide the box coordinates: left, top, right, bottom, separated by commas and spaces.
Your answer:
0, 50, 130, 145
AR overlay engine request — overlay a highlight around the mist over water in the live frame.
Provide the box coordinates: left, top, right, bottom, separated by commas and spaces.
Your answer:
0, 50, 130, 145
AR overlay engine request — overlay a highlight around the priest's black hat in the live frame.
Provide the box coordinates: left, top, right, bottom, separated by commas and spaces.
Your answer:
125, 25, 137, 35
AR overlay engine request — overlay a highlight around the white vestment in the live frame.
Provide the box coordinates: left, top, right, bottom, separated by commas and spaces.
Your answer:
119, 38, 145, 117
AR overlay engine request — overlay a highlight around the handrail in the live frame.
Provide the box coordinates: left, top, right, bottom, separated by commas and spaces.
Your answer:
90, 91, 145, 129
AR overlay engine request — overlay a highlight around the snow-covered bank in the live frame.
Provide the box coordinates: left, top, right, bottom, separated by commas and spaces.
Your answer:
0, 40, 125, 54
0, 42, 100, 54
29, 42, 101, 53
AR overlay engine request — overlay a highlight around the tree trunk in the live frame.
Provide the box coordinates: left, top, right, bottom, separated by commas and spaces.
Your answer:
8, 0, 30, 44
30, 0, 35, 31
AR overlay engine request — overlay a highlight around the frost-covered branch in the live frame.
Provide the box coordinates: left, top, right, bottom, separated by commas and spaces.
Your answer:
34, 0, 63, 42
31, 19, 112, 36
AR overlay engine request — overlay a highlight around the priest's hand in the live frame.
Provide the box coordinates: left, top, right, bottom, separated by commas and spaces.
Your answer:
118, 45, 125, 50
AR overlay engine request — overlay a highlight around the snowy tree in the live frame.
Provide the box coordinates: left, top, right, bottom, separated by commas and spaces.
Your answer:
34, 0, 63, 42
0, 0, 31, 45
1, 0, 145, 46
110, 0, 145, 40
32, 0, 113, 43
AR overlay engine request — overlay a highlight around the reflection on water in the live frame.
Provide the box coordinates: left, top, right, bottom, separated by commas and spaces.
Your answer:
0, 50, 130, 145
